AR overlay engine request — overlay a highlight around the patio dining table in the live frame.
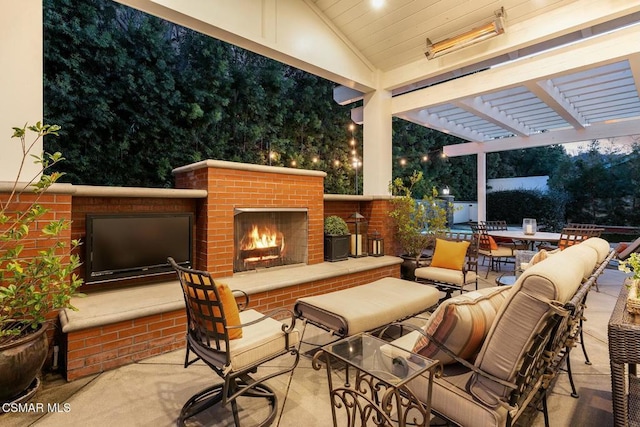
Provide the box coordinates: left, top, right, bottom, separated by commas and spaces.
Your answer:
488, 229, 561, 250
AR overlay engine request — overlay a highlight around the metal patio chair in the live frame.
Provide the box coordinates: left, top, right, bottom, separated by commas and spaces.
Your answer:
169, 258, 300, 427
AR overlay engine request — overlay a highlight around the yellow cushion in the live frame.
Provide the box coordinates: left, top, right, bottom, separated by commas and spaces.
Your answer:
430, 238, 470, 271
184, 274, 243, 340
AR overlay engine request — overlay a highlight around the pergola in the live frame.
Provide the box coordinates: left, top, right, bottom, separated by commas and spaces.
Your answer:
3, 1, 640, 220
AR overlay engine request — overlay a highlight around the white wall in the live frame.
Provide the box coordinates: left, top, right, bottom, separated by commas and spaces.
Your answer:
0, 1, 43, 182
487, 176, 549, 193
453, 202, 478, 224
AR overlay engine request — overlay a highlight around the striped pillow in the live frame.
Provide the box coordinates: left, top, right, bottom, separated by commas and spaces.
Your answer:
412, 286, 510, 364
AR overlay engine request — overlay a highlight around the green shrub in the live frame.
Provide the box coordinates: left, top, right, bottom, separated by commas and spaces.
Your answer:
324, 216, 349, 235
486, 189, 566, 232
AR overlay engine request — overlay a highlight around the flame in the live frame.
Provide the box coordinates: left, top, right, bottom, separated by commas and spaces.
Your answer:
240, 225, 284, 252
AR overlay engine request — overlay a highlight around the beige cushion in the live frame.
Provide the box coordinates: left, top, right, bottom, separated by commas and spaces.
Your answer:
580, 237, 611, 264
407, 369, 508, 427
479, 246, 513, 257
415, 266, 477, 287
295, 277, 440, 336
468, 247, 587, 407
411, 287, 511, 365
561, 243, 598, 280
193, 309, 299, 372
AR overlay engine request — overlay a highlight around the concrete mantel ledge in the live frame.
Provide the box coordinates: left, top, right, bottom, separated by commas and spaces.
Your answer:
71, 185, 207, 199
0, 181, 75, 194
0, 182, 207, 198
323, 194, 393, 201
172, 159, 327, 178
59, 256, 402, 333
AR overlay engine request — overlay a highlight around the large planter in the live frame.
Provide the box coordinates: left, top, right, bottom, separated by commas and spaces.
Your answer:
400, 254, 430, 281
324, 234, 350, 262
0, 324, 48, 402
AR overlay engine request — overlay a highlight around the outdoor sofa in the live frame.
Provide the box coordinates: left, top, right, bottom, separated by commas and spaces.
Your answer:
385, 237, 614, 427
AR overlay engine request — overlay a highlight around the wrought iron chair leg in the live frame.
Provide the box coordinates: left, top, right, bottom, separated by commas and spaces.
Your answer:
579, 318, 592, 365
542, 392, 550, 427
566, 351, 579, 398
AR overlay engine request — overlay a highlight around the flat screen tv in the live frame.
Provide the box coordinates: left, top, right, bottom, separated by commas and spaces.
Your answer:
85, 213, 193, 283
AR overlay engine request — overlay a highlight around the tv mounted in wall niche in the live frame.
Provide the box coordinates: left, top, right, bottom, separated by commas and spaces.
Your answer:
85, 213, 193, 283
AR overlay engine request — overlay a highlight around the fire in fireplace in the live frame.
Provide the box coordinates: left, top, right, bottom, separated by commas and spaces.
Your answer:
234, 208, 308, 273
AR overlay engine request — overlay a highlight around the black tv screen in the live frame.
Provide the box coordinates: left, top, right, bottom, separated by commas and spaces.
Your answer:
85, 213, 193, 283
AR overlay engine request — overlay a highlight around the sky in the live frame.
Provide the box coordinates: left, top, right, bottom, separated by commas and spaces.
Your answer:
561, 135, 638, 156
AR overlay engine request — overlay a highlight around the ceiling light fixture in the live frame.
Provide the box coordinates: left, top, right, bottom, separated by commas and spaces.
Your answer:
425, 7, 506, 60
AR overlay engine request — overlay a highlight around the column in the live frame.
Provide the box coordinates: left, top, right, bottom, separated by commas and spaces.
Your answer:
362, 88, 392, 196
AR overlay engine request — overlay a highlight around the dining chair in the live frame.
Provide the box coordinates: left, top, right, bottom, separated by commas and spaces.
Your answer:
473, 223, 516, 278
481, 220, 528, 249
168, 258, 300, 427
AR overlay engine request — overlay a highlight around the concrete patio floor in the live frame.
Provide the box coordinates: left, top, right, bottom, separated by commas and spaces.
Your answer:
1, 266, 628, 427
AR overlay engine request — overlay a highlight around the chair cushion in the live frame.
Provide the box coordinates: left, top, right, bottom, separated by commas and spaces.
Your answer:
193, 309, 300, 373
580, 237, 611, 264
431, 238, 470, 270
407, 368, 508, 427
469, 247, 590, 407
184, 275, 242, 340
412, 287, 511, 365
414, 266, 477, 287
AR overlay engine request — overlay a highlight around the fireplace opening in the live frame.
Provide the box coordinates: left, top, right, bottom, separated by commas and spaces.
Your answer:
234, 208, 308, 273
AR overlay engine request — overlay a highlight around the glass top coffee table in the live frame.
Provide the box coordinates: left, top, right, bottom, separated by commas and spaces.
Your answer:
312, 332, 441, 427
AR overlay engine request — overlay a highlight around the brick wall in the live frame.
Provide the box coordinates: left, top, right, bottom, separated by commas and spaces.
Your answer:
324, 198, 399, 256
64, 263, 398, 380
0, 189, 73, 353
174, 162, 325, 277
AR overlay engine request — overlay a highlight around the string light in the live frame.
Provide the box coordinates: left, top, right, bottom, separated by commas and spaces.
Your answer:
396, 148, 447, 166
312, 156, 318, 163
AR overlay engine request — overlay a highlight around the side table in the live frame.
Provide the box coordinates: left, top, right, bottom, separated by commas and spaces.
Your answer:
312, 332, 441, 427
608, 284, 640, 426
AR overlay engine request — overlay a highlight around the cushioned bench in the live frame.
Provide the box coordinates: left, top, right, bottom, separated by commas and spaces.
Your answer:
294, 277, 440, 336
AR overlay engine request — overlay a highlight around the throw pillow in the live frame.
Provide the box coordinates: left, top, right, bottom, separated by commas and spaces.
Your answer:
488, 236, 499, 250
183, 273, 243, 340
430, 238, 470, 271
412, 286, 511, 364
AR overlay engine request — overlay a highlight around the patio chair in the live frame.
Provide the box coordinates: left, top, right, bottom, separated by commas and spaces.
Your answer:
414, 232, 479, 301
472, 223, 516, 278
482, 220, 528, 249
168, 258, 300, 427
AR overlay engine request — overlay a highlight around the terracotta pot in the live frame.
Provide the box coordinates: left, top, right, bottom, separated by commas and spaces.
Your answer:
0, 324, 48, 402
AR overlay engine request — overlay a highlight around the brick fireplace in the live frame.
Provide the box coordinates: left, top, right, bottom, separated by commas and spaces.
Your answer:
172, 160, 326, 277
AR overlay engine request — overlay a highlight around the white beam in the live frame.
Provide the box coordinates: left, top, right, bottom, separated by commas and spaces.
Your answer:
350, 106, 363, 125
0, 0, 43, 181
443, 119, 640, 156
382, 1, 640, 92
398, 110, 485, 142
477, 152, 486, 222
525, 80, 588, 129
115, 0, 377, 91
334, 86, 364, 105
391, 25, 640, 116
453, 97, 531, 137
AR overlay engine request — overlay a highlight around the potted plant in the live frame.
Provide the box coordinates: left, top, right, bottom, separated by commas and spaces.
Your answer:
0, 123, 83, 403
388, 171, 449, 280
619, 253, 640, 315
324, 215, 350, 262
